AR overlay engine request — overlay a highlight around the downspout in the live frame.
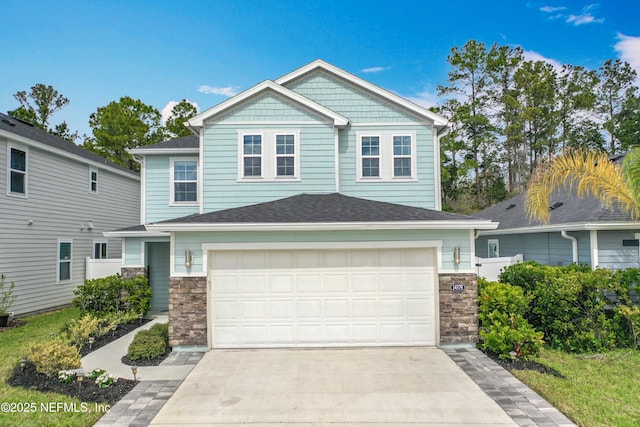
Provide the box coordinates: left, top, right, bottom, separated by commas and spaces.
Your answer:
131, 154, 145, 224
561, 231, 578, 265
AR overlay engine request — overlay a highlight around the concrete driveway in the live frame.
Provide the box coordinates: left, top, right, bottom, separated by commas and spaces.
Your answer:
150, 347, 516, 426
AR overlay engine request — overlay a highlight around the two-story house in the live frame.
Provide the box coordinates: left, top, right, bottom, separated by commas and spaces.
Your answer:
0, 112, 140, 315
108, 60, 497, 350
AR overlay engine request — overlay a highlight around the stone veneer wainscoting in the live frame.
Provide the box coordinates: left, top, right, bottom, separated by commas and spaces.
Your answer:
438, 273, 479, 344
168, 276, 207, 347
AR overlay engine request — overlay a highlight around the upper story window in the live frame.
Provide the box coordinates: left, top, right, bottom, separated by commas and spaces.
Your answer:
170, 158, 198, 204
8, 146, 27, 196
89, 169, 98, 193
356, 132, 417, 182
243, 135, 262, 177
239, 130, 300, 181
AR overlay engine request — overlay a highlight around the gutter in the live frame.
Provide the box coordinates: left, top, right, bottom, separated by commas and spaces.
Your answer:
561, 230, 578, 264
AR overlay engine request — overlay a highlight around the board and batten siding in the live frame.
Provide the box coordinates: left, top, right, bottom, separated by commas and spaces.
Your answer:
145, 155, 200, 223
172, 229, 473, 276
0, 137, 140, 315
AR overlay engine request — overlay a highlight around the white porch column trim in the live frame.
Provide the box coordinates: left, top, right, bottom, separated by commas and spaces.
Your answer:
590, 230, 599, 269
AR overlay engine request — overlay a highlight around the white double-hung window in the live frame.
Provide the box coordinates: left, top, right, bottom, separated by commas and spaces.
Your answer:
239, 130, 299, 181
356, 132, 417, 181
57, 240, 72, 283
170, 158, 198, 204
8, 146, 27, 195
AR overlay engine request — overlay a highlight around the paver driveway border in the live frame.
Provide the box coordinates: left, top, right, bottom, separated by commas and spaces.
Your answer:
149, 347, 517, 426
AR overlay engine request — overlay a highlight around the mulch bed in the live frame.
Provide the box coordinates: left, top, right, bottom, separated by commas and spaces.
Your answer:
78, 318, 151, 357
7, 362, 137, 405
0, 318, 28, 332
485, 350, 565, 378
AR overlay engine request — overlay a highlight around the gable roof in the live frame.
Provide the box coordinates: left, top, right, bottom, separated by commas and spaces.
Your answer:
187, 80, 349, 129
0, 112, 138, 177
275, 60, 448, 127
145, 193, 497, 232
129, 135, 199, 154
475, 154, 636, 234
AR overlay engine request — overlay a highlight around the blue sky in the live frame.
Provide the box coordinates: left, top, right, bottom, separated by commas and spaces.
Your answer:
1, 1, 639, 139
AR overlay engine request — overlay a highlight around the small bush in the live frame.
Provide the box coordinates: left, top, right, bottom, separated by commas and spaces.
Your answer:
127, 326, 168, 361
90, 368, 106, 380
73, 274, 151, 317
147, 322, 169, 341
26, 341, 81, 377
60, 315, 102, 348
478, 281, 543, 360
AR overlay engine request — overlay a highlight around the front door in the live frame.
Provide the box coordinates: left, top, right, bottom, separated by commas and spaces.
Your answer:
147, 242, 170, 311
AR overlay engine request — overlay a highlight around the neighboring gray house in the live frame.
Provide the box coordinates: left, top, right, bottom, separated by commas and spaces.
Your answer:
0, 112, 140, 315
475, 156, 640, 270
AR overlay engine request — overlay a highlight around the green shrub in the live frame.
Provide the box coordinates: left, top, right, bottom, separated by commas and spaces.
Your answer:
26, 340, 81, 376
127, 325, 168, 361
478, 281, 543, 360
59, 314, 102, 348
498, 261, 549, 293
73, 274, 151, 317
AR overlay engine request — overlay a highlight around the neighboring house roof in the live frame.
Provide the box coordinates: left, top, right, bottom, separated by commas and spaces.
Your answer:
275, 59, 448, 128
128, 135, 199, 154
475, 154, 636, 234
143, 193, 496, 232
0, 112, 138, 177
187, 80, 350, 129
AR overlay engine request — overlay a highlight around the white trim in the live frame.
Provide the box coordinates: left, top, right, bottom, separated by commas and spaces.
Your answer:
171, 272, 208, 278
590, 230, 599, 269
6, 143, 28, 197
355, 131, 418, 182
439, 269, 477, 274
469, 229, 476, 263
0, 129, 139, 180
148, 220, 498, 233
139, 156, 146, 222
169, 233, 175, 277
89, 168, 99, 194
169, 157, 199, 206
103, 230, 170, 238
351, 122, 432, 127
202, 240, 443, 252
274, 132, 300, 179
477, 222, 640, 235
199, 128, 204, 214
205, 120, 333, 126
275, 60, 448, 127
238, 132, 264, 180
434, 127, 445, 211
334, 127, 340, 192
128, 147, 199, 155
56, 239, 73, 284
188, 80, 349, 128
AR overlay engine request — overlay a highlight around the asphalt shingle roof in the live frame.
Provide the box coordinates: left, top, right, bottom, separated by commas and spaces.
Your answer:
0, 112, 137, 175
156, 193, 478, 224
137, 135, 198, 150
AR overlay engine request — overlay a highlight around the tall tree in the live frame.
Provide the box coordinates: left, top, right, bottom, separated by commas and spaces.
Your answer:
595, 59, 638, 154
83, 96, 165, 170
50, 122, 80, 143
438, 40, 496, 207
9, 84, 70, 129
526, 149, 640, 224
555, 65, 599, 150
165, 99, 199, 138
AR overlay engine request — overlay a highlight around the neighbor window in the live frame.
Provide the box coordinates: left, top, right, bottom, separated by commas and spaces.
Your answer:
275, 134, 295, 177
243, 135, 262, 177
488, 239, 500, 258
171, 158, 198, 204
93, 241, 108, 259
89, 169, 98, 193
9, 147, 27, 195
393, 136, 412, 177
58, 240, 72, 282
361, 136, 380, 177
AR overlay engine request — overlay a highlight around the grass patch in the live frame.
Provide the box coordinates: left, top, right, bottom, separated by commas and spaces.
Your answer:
0, 308, 105, 427
511, 348, 640, 427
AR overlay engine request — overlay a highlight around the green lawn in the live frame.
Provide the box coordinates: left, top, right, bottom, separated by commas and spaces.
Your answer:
512, 348, 640, 427
0, 308, 104, 427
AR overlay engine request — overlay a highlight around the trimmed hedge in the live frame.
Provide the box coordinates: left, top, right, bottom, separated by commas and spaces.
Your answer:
73, 274, 151, 317
127, 323, 168, 361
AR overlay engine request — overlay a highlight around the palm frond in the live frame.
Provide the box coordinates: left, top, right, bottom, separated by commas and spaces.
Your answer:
525, 149, 639, 224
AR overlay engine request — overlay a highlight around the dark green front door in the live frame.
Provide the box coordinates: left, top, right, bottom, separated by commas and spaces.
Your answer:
147, 242, 170, 311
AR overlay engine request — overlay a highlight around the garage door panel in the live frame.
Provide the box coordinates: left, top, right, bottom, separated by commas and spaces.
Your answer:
210, 248, 437, 348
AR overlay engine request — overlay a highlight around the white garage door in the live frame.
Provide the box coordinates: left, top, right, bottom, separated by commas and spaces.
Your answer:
209, 248, 436, 348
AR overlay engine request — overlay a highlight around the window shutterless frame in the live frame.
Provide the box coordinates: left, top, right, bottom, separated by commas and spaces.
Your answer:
170, 157, 198, 205
7, 145, 28, 196
57, 240, 72, 283
89, 169, 98, 193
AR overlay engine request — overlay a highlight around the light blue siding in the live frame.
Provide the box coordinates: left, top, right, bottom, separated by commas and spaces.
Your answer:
213, 92, 329, 123
286, 71, 423, 123
598, 230, 640, 269
173, 229, 473, 275
145, 155, 199, 223
201, 122, 337, 212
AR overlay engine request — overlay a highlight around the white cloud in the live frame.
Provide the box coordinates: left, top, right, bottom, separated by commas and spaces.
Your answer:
614, 33, 640, 77
406, 89, 440, 109
565, 3, 604, 25
540, 5, 566, 13
198, 85, 238, 96
361, 66, 390, 73
161, 100, 200, 124
522, 49, 563, 71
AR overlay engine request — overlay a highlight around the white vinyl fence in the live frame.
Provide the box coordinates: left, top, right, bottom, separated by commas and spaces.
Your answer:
85, 257, 122, 280
475, 254, 523, 282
